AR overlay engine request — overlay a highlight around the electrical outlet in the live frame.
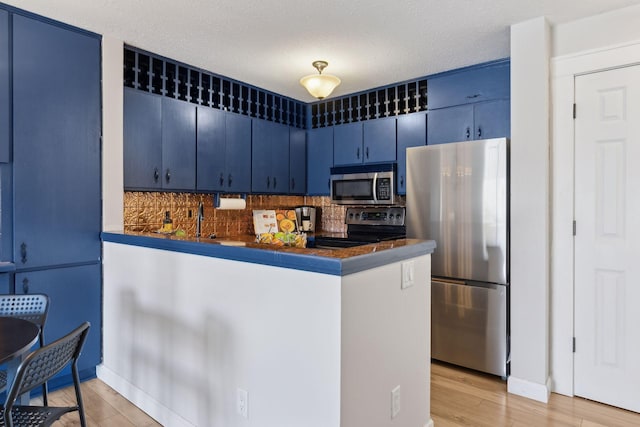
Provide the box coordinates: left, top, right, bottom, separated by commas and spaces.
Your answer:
237, 388, 248, 418
401, 260, 415, 289
391, 385, 401, 418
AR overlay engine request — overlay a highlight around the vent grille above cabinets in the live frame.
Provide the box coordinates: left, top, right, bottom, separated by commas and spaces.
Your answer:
310, 80, 427, 129
124, 46, 307, 129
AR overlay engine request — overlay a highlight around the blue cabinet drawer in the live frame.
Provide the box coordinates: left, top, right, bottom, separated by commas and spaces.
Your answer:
428, 61, 510, 110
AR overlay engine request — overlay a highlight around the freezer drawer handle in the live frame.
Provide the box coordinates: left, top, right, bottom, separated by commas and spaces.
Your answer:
432, 277, 467, 286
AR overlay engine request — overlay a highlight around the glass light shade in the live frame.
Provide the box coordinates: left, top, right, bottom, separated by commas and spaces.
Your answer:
299, 74, 341, 99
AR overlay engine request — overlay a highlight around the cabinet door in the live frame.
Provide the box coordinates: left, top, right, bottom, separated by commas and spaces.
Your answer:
333, 122, 363, 166
363, 117, 396, 163
0, 10, 8, 163
428, 62, 510, 109
289, 128, 306, 194
124, 89, 162, 189
269, 122, 290, 193
307, 127, 333, 195
225, 113, 252, 193
196, 106, 226, 191
16, 264, 102, 377
397, 113, 426, 194
13, 15, 101, 268
252, 120, 289, 193
473, 99, 510, 140
427, 105, 474, 145
161, 97, 196, 190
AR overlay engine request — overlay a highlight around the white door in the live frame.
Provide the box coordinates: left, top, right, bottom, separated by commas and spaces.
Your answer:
574, 65, 640, 412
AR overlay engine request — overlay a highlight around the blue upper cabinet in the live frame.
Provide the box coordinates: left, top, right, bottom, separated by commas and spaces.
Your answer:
428, 61, 510, 110
307, 127, 333, 196
124, 89, 196, 191
0, 10, 8, 163
363, 116, 397, 163
333, 122, 363, 166
396, 113, 426, 194
12, 14, 101, 268
334, 119, 396, 166
252, 120, 289, 194
197, 107, 251, 193
289, 127, 306, 195
161, 97, 196, 191
124, 89, 162, 189
427, 61, 510, 145
224, 112, 252, 193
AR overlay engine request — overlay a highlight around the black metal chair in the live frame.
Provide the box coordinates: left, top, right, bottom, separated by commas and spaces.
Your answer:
0, 294, 50, 405
0, 321, 90, 427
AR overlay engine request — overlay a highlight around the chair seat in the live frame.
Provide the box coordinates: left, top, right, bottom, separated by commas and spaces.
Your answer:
0, 405, 77, 427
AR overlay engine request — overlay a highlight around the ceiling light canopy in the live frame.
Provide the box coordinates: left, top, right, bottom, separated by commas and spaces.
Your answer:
299, 60, 341, 100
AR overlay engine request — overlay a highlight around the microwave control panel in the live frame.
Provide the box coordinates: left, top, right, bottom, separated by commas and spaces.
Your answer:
345, 207, 405, 226
376, 177, 392, 200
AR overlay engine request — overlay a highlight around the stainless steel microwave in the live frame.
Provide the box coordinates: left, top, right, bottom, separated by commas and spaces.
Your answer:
330, 164, 396, 205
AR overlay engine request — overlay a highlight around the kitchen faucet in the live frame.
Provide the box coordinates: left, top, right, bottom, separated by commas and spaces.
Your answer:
196, 201, 204, 238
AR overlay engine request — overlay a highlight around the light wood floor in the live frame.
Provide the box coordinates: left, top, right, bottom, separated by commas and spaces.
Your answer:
46, 363, 640, 426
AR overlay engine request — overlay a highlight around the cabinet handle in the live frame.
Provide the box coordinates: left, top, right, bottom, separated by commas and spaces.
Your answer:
466, 94, 481, 99
400, 175, 404, 187
219, 173, 224, 187
20, 242, 27, 264
366, 147, 369, 159
273, 177, 277, 188
22, 277, 29, 293
228, 174, 233, 187
465, 127, 470, 139
357, 147, 360, 159
166, 169, 171, 183
477, 127, 482, 138
154, 168, 160, 183
291, 177, 295, 190
267, 176, 270, 188
328, 179, 331, 189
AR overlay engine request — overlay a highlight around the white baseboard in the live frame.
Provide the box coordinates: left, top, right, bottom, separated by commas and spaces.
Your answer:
507, 375, 552, 403
424, 418, 435, 427
97, 365, 194, 427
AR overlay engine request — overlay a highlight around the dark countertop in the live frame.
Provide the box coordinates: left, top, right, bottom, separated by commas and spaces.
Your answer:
101, 231, 436, 276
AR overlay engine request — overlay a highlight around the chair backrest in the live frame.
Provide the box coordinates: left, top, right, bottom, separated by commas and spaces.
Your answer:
4, 322, 90, 406
0, 294, 49, 327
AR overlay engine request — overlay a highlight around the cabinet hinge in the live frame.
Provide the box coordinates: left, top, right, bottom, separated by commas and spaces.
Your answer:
573, 103, 577, 119
573, 220, 577, 236
573, 337, 576, 353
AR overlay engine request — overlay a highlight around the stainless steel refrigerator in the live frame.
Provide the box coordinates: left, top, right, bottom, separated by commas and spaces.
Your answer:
406, 137, 509, 377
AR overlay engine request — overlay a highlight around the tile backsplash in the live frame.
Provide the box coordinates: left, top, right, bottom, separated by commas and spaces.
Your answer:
124, 192, 349, 238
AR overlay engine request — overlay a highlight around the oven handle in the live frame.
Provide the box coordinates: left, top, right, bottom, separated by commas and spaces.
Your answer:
372, 172, 378, 203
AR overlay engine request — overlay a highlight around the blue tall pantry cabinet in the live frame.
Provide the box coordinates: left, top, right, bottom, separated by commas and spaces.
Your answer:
6, 9, 102, 387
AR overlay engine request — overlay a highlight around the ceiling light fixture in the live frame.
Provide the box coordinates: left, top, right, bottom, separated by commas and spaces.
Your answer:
299, 60, 341, 99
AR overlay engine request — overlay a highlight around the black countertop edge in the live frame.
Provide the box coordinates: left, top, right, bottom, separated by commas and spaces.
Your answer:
101, 232, 435, 277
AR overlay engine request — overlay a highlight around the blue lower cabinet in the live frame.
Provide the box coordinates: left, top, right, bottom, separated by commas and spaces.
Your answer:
307, 127, 333, 195
0, 10, 8, 163
16, 263, 102, 383
396, 113, 426, 194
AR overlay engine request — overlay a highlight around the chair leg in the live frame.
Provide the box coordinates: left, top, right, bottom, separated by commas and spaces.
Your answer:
71, 363, 87, 427
39, 331, 48, 405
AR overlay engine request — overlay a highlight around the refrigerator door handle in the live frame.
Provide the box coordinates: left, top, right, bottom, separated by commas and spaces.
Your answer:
372, 172, 378, 202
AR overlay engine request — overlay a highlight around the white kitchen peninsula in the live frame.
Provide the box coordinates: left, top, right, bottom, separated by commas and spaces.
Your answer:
100, 233, 435, 427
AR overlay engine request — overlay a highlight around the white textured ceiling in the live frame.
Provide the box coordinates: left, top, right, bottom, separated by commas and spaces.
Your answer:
4, 0, 640, 101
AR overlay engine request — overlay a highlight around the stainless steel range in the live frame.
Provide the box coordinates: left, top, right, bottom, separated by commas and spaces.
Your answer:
312, 206, 406, 249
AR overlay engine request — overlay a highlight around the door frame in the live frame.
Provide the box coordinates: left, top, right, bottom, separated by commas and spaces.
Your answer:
551, 41, 640, 396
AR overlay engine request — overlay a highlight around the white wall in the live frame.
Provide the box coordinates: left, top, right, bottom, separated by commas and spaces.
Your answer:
508, 17, 552, 403
101, 36, 124, 231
